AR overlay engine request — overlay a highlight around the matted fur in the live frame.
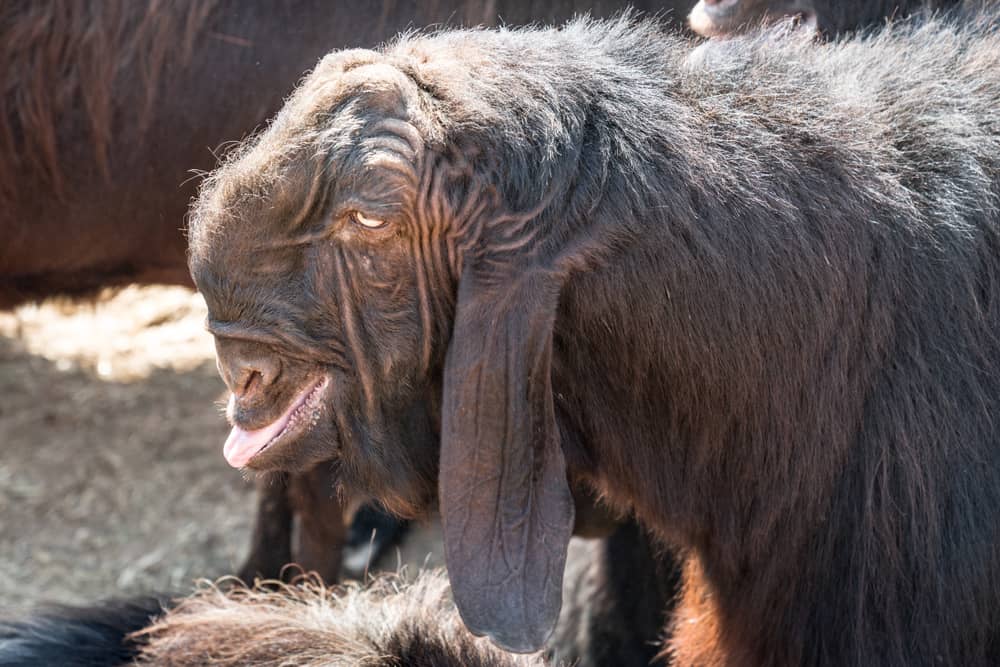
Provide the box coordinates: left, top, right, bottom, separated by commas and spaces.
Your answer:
133, 571, 545, 667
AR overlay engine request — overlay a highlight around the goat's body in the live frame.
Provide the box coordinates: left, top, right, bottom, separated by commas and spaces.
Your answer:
380, 14, 1000, 665
544, 18, 1000, 667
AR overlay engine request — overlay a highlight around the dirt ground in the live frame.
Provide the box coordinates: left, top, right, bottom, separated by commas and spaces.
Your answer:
0, 286, 442, 612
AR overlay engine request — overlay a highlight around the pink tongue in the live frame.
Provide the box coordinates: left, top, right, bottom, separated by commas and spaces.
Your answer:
223, 396, 294, 468
223, 420, 287, 468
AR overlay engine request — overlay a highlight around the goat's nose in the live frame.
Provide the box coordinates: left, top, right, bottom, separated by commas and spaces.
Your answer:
217, 348, 283, 400
235, 357, 282, 399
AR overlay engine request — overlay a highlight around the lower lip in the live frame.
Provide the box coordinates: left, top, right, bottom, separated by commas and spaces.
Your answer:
226, 378, 328, 467
268, 379, 326, 443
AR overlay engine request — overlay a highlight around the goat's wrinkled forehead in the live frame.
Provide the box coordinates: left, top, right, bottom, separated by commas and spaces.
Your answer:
187, 51, 430, 263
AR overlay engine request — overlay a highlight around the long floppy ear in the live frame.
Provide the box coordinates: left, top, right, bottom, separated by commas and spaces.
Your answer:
440, 269, 575, 653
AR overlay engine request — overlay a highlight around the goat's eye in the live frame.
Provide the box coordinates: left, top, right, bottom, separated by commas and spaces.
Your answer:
350, 211, 388, 230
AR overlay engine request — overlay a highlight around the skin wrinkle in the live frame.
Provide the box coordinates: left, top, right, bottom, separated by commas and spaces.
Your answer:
363, 154, 417, 182
208, 324, 349, 370
462, 186, 562, 274
415, 207, 445, 311
448, 288, 512, 532
418, 156, 458, 306
446, 161, 502, 251
422, 205, 455, 330
332, 248, 377, 417
412, 230, 435, 374
205, 300, 342, 358
368, 118, 425, 161
284, 161, 331, 234
417, 154, 459, 290
363, 136, 418, 163
448, 195, 492, 278
499, 322, 516, 580
424, 220, 454, 321
427, 154, 451, 239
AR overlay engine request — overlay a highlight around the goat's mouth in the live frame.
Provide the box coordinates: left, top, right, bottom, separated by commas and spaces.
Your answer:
223, 377, 331, 468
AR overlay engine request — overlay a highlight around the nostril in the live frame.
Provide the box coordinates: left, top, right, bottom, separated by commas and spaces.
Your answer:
241, 370, 263, 397
232, 357, 282, 398
215, 339, 283, 398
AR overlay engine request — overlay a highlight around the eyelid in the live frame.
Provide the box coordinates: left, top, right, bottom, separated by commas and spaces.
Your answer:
349, 210, 388, 230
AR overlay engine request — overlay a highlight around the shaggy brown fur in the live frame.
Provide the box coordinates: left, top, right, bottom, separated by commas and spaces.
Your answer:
132, 571, 544, 667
